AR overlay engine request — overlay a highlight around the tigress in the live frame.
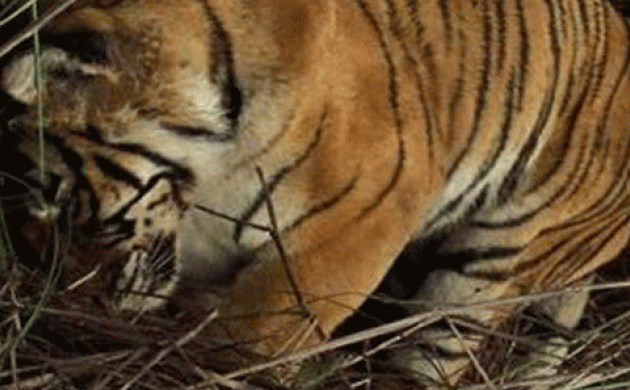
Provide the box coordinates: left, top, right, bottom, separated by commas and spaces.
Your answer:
2, 0, 630, 385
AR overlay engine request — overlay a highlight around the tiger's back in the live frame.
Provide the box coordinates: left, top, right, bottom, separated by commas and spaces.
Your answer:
2, 0, 630, 383
396, 0, 630, 288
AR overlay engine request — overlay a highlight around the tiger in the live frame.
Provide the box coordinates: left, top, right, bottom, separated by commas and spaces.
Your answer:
2, 0, 630, 386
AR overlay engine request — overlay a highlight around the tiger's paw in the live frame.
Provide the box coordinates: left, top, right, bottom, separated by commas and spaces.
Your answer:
390, 270, 591, 389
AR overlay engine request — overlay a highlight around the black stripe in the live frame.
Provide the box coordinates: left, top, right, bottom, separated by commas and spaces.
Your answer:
440, 246, 523, 281
147, 193, 172, 211
515, 0, 529, 110
47, 135, 100, 225
539, 16, 630, 228
159, 121, 235, 142
521, 94, 586, 196
405, 0, 418, 17
446, 0, 492, 179
497, 0, 561, 204
93, 154, 143, 189
520, 0, 584, 193
517, 213, 630, 283
494, 0, 507, 72
230, 109, 297, 174
438, 0, 453, 49
556, 214, 630, 280
580, 0, 604, 108
472, 133, 589, 228
285, 178, 357, 235
105, 142, 193, 186
576, 0, 590, 35
406, 0, 425, 41
354, 0, 406, 217
71, 130, 194, 185
420, 43, 439, 111
414, 50, 439, 155
233, 110, 327, 242
94, 219, 136, 248
102, 172, 178, 226
427, 71, 517, 228
557, 73, 577, 119
555, 0, 580, 118
589, 1, 609, 104
481, 5, 630, 229
447, 29, 466, 143
563, 130, 604, 203
555, 0, 569, 37
440, 246, 522, 263
463, 185, 489, 220
522, 0, 596, 197
388, 2, 438, 158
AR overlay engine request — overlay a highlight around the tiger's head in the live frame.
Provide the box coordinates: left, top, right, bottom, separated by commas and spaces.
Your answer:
0, 0, 339, 314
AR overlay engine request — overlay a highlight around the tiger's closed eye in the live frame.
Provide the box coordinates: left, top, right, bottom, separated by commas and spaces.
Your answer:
159, 120, 236, 142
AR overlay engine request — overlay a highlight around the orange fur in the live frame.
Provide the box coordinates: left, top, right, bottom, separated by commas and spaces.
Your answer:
3, 0, 630, 365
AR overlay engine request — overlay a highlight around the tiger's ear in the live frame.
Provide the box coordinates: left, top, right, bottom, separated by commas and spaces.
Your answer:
1, 5, 119, 105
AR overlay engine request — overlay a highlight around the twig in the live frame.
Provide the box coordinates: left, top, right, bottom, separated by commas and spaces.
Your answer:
2, 373, 55, 390
0, 0, 79, 59
255, 166, 327, 343
254, 167, 305, 309
119, 310, 218, 390
0, 0, 35, 29
210, 280, 630, 384
9, 328, 17, 389
65, 265, 101, 291
350, 378, 371, 389
567, 308, 630, 360
4, 222, 62, 373
564, 342, 630, 389
193, 204, 271, 233
341, 310, 445, 370
215, 311, 444, 383
91, 347, 149, 390
199, 372, 264, 390
445, 316, 498, 390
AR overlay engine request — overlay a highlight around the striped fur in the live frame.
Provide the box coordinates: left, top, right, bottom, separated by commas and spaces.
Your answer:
3, 0, 630, 383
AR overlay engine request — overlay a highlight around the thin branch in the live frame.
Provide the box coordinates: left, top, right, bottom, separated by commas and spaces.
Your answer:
0, 0, 35, 29
65, 265, 101, 291
0, 0, 79, 59
445, 316, 497, 390
193, 204, 271, 233
2, 373, 55, 390
254, 166, 327, 343
91, 347, 149, 390
254, 167, 305, 309
215, 311, 444, 384
119, 310, 218, 390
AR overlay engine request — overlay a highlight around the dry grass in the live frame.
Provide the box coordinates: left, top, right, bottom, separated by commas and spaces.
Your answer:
2, 1, 630, 389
